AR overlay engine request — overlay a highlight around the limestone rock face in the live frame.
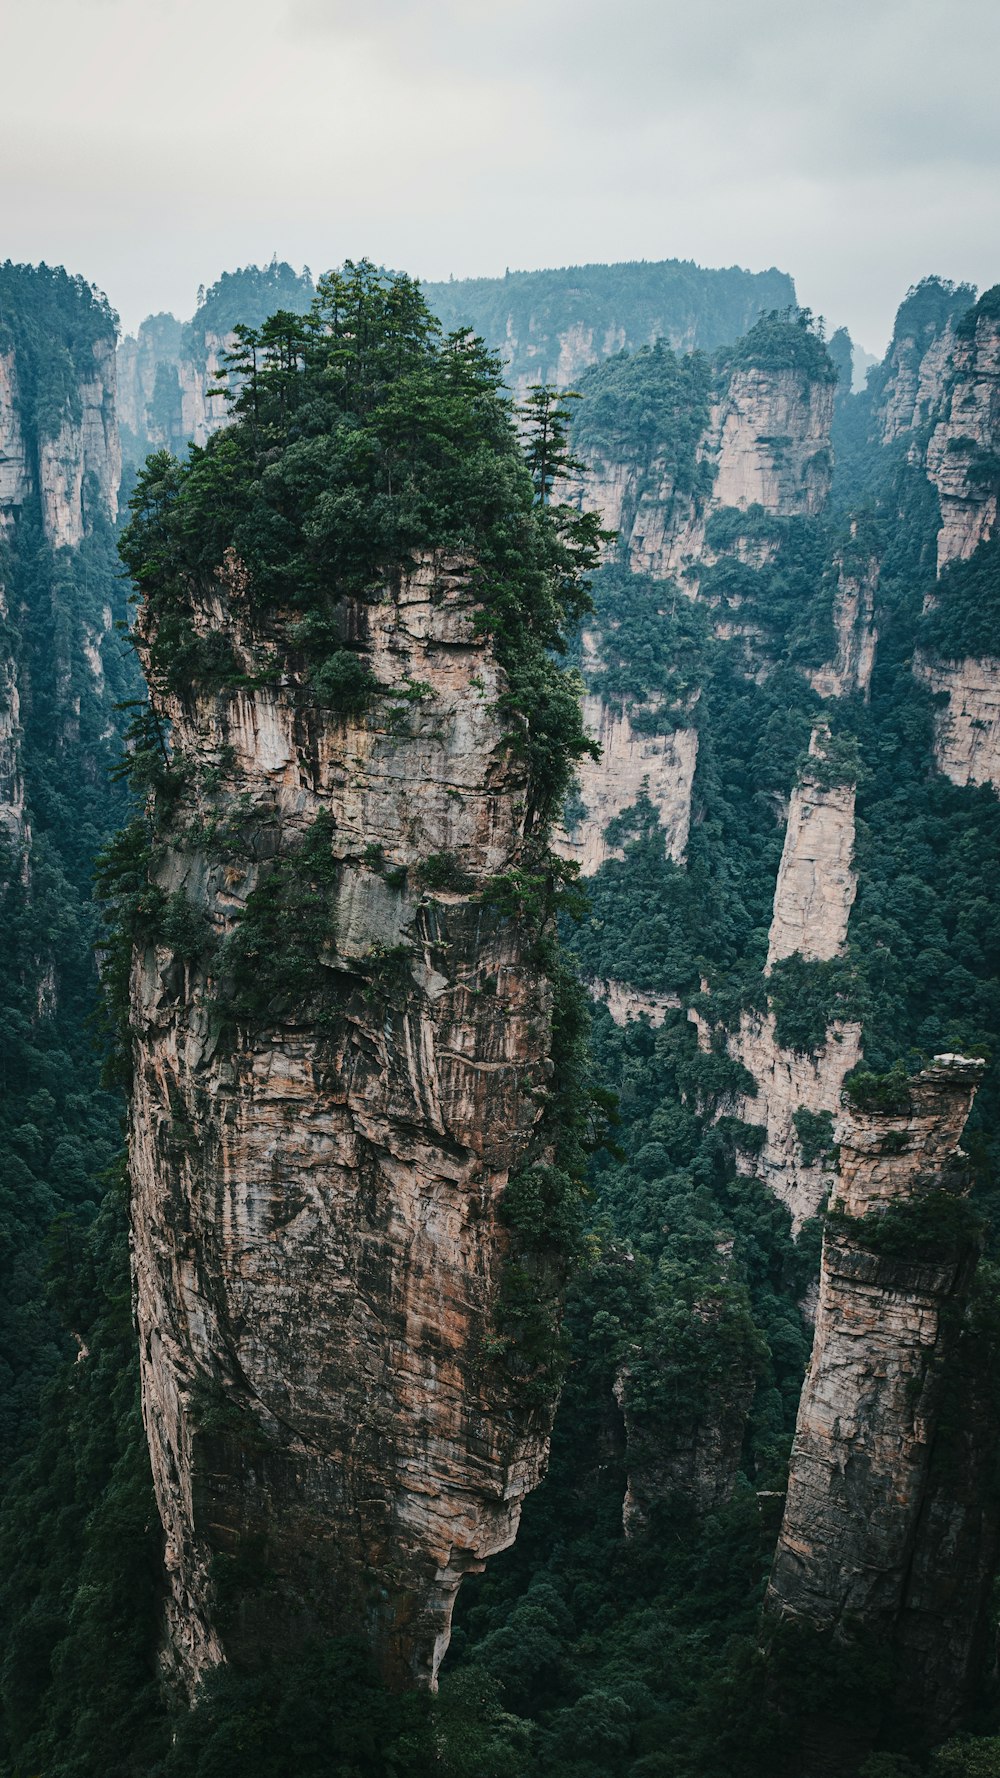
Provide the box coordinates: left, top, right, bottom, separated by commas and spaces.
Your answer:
117, 319, 233, 460
765, 766, 857, 970
554, 697, 697, 874
37, 337, 120, 547
0, 336, 119, 546
0, 351, 30, 523
876, 318, 958, 446
711, 367, 834, 517
725, 1012, 862, 1228
807, 552, 878, 701
765, 1059, 984, 1658
914, 651, 1000, 792
925, 310, 1000, 573
586, 978, 680, 1027
129, 557, 561, 1698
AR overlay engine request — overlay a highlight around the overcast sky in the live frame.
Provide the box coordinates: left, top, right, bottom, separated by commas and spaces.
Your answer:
4, 0, 999, 352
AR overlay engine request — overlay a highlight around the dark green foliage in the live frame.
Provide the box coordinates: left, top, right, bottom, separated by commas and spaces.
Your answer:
157, 1640, 433, 1777
723, 308, 838, 383
0, 260, 117, 438
309, 646, 378, 713
217, 812, 340, 1024
793, 1107, 836, 1167
184, 260, 314, 358
572, 343, 712, 495
0, 1178, 166, 1777
827, 1189, 983, 1263
768, 954, 860, 1055
922, 536, 1000, 661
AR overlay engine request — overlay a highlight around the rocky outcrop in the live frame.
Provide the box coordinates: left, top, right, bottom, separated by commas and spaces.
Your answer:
925, 305, 1000, 573
914, 651, 1000, 792
37, 337, 120, 547
726, 1013, 862, 1228
765, 754, 857, 970
118, 319, 233, 461
0, 351, 30, 523
129, 555, 562, 1698
422, 260, 797, 402
573, 358, 835, 585
554, 697, 697, 874
711, 368, 834, 517
586, 978, 680, 1027
808, 549, 878, 701
877, 318, 958, 447
765, 1057, 987, 1748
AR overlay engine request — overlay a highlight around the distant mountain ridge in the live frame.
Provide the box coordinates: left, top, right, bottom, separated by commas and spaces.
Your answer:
117, 255, 798, 464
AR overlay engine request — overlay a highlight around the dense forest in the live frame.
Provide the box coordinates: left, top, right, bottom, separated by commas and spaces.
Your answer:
1, 259, 999, 1778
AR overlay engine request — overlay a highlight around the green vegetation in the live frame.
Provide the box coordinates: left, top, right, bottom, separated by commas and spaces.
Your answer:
572, 343, 712, 494
722, 306, 838, 383
423, 257, 797, 388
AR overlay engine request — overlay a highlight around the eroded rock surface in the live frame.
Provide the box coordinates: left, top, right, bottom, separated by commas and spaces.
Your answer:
766, 1058, 985, 1657
915, 652, 1000, 792
130, 557, 560, 1697
554, 697, 697, 874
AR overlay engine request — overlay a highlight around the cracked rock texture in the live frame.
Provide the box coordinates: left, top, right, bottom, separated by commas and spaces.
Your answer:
765, 1058, 991, 1744
129, 557, 559, 1698
725, 1012, 862, 1229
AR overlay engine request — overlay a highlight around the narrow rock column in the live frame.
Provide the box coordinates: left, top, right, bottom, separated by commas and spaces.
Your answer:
763, 1056, 986, 1750
129, 559, 565, 1698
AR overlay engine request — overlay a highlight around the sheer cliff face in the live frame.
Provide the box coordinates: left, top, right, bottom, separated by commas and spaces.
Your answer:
579, 359, 834, 587
766, 1060, 986, 1706
118, 321, 232, 460
0, 337, 119, 546
925, 308, 1000, 574
129, 556, 559, 1697
554, 696, 697, 875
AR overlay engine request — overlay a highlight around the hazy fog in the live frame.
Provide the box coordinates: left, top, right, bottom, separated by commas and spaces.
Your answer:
4, 0, 999, 350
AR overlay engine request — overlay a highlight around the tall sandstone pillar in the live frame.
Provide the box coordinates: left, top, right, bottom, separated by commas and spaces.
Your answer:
764, 1055, 997, 1761
128, 556, 563, 1697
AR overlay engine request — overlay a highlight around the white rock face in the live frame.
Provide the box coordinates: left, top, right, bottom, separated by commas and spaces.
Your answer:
878, 321, 958, 445
553, 697, 698, 875
766, 769, 857, 970
914, 652, 1000, 792
587, 978, 680, 1027
36, 337, 120, 548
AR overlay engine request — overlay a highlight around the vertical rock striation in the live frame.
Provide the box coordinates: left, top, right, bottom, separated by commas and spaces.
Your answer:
129, 556, 563, 1698
765, 1057, 991, 1747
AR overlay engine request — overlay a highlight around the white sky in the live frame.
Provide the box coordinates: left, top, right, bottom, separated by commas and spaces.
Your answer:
3, 0, 999, 353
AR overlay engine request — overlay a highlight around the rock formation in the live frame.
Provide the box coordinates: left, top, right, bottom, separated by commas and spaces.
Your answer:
0, 335, 118, 547
924, 303, 1000, 574
765, 1057, 992, 1749
915, 651, 1000, 792
554, 697, 697, 875
128, 554, 563, 1698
